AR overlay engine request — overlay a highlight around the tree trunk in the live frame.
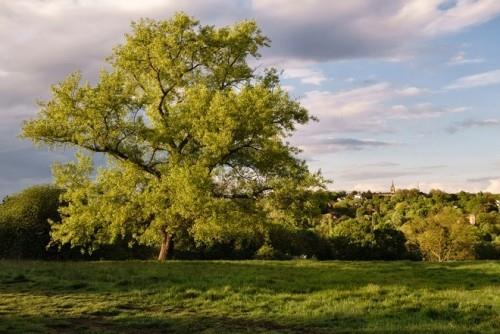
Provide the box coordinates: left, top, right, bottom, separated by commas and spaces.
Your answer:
157, 231, 172, 261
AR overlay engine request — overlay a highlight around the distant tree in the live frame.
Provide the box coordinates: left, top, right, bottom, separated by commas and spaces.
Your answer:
402, 207, 478, 262
22, 13, 322, 260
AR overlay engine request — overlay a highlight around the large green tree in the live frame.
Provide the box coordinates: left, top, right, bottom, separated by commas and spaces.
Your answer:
22, 13, 321, 260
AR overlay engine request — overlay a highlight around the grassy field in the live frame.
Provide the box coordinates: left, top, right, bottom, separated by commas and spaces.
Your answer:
0, 260, 498, 333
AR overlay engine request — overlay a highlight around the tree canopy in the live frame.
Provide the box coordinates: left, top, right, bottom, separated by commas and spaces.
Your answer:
22, 13, 322, 260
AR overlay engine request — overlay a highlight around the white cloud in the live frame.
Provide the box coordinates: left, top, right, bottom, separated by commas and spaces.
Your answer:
302, 83, 393, 119
447, 51, 484, 65
447, 118, 500, 133
396, 86, 426, 96
299, 82, 451, 131
252, 0, 500, 61
291, 82, 466, 155
485, 179, 500, 193
390, 103, 467, 119
77, 0, 168, 12
254, 0, 500, 37
420, 0, 500, 35
27, 0, 488, 67
283, 67, 327, 85
446, 69, 500, 89
298, 137, 398, 154
280, 85, 295, 92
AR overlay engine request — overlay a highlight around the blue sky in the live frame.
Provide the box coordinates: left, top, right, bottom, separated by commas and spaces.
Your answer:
287, 13, 500, 193
1, 0, 500, 197
285, 14, 500, 192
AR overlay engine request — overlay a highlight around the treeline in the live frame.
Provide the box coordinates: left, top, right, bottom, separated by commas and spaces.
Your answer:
1, 185, 499, 261
317, 190, 499, 261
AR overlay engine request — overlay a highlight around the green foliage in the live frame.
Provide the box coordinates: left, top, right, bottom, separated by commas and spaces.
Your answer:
322, 190, 500, 261
254, 243, 281, 260
402, 208, 479, 262
3, 180, 499, 261
267, 224, 331, 259
22, 13, 322, 259
324, 218, 408, 260
475, 212, 500, 259
0, 185, 156, 260
1, 260, 499, 333
0, 185, 62, 259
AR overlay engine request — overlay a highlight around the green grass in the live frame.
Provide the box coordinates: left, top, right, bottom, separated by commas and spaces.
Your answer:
0, 260, 499, 333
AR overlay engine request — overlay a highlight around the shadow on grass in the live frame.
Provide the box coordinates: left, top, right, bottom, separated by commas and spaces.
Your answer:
0, 260, 498, 295
0, 310, 496, 334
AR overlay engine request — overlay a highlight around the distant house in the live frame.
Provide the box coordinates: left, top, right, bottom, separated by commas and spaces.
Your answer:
468, 214, 476, 225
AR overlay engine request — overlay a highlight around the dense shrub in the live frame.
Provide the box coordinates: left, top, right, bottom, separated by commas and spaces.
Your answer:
474, 212, 500, 259
0, 185, 62, 258
371, 225, 409, 260
254, 243, 287, 260
328, 218, 408, 260
268, 225, 331, 259
0, 185, 156, 260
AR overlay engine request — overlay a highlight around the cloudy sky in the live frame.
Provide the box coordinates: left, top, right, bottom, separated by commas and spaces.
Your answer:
1, 0, 500, 197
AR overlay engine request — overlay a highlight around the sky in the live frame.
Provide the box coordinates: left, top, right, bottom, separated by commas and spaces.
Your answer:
1, 0, 500, 198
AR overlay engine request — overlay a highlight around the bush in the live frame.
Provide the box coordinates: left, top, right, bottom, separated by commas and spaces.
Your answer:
371, 225, 409, 260
268, 224, 331, 259
329, 218, 409, 260
475, 240, 500, 259
474, 212, 500, 259
0, 185, 157, 260
0, 185, 62, 259
254, 243, 291, 260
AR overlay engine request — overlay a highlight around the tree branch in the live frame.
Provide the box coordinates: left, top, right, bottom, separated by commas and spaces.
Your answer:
213, 186, 272, 199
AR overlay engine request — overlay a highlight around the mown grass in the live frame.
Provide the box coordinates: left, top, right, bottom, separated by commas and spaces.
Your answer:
0, 260, 498, 333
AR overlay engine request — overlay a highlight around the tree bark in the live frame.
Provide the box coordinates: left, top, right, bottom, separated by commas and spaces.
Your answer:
157, 231, 172, 261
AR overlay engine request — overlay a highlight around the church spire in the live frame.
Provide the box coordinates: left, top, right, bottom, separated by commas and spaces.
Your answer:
390, 180, 396, 194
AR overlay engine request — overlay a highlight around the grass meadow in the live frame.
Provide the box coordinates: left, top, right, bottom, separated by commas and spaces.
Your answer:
0, 260, 499, 333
